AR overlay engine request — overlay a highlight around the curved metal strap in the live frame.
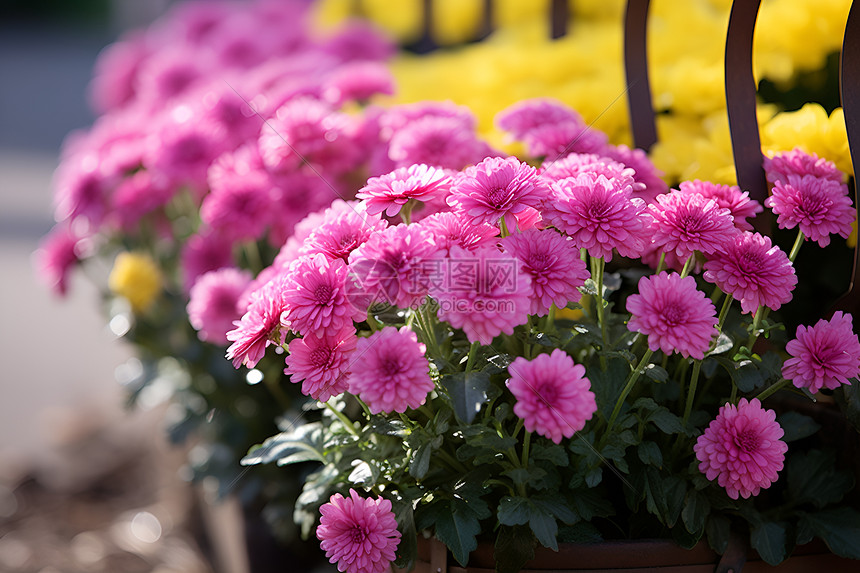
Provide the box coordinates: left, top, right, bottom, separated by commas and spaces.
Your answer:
411, 0, 437, 54
550, 0, 568, 39
477, 0, 494, 41
725, 0, 770, 233
624, 0, 657, 151
831, 1, 860, 316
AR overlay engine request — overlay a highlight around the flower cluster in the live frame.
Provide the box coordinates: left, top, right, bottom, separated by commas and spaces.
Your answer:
236, 98, 860, 572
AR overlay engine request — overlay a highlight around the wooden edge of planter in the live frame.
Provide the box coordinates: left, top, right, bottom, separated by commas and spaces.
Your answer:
394, 535, 859, 573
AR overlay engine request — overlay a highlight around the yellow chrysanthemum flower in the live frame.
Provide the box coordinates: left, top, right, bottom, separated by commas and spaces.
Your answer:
108, 252, 162, 313
761, 103, 852, 176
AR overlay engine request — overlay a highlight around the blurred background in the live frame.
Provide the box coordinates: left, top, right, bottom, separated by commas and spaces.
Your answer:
0, 2, 231, 572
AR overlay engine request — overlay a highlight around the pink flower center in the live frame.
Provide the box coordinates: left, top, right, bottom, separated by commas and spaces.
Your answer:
799, 192, 826, 220
587, 200, 609, 220
310, 346, 334, 369
533, 382, 557, 404
349, 524, 368, 544
486, 186, 511, 209
380, 355, 403, 377
734, 428, 760, 453
738, 250, 763, 274
315, 283, 334, 304
528, 252, 551, 272
663, 303, 686, 326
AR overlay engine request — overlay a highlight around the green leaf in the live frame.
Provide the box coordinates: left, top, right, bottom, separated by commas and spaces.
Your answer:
558, 522, 603, 543
409, 442, 433, 479
527, 503, 558, 551
418, 499, 481, 567
570, 488, 614, 521
498, 496, 531, 526
705, 514, 731, 554
530, 442, 569, 467
494, 525, 535, 573
647, 407, 684, 434
787, 450, 855, 508
802, 507, 860, 559
734, 361, 763, 392
750, 521, 787, 566
708, 333, 733, 356
663, 476, 686, 528
442, 371, 492, 424
637, 441, 663, 467
391, 494, 417, 570
682, 489, 710, 535
644, 364, 669, 382
834, 380, 860, 432
241, 423, 324, 466
643, 467, 669, 521
532, 495, 579, 525
585, 467, 603, 488
776, 411, 821, 442
589, 357, 632, 420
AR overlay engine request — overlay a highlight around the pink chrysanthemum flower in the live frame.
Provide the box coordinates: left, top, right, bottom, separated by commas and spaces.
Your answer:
52, 153, 113, 227
322, 61, 395, 106
501, 229, 589, 316
144, 109, 224, 195
495, 98, 585, 140
432, 246, 532, 345
447, 156, 551, 231
34, 225, 82, 297
417, 211, 499, 255
544, 173, 649, 262
600, 144, 668, 204
202, 145, 275, 242
348, 224, 439, 310
316, 489, 401, 573
541, 153, 639, 192
301, 208, 388, 263
88, 31, 150, 113
703, 232, 797, 314
626, 272, 718, 360
648, 190, 738, 260
782, 311, 860, 393
268, 171, 344, 247
188, 267, 254, 345
226, 272, 291, 369
348, 327, 433, 414
507, 349, 597, 444
110, 170, 174, 231
522, 121, 609, 161
764, 148, 844, 185
694, 398, 788, 500
181, 231, 235, 292
357, 164, 452, 217
285, 326, 358, 402
259, 96, 361, 175
764, 174, 854, 247
322, 19, 397, 62
678, 180, 763, 232
281, 254, 364, 337
386, 115, 498, 170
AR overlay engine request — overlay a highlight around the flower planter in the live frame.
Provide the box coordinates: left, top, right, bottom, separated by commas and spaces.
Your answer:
396, 536, 858, 573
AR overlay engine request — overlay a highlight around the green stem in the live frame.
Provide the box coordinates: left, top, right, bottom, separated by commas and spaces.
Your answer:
717, 294, 734, 332
606, 349, 655, 432
400, 201, 414, 225
682, 360, 703, 426
500, 217, 511, 238
755, 378, 792, 402
436, 448, 470, 475
521, 431, 532, 468
746, 305, 765, 352
366, 310, 383, 333
710, 284, 724, 303
655, 252, 666, 275
244, 241, 263, 274
325, 402, 360, 438
788, 228, 805, 262
679, 255, 695, 279
592, 256, 609, 363
465, 340, 480, 372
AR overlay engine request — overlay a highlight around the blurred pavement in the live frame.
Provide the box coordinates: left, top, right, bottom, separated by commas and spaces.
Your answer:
0, 22, 132, 481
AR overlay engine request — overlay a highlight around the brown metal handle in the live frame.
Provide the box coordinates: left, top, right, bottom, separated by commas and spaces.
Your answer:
624, 0, 657, 151
550, 0, 568, 39
725, 0, 770, 233
831, 0, 860, 316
